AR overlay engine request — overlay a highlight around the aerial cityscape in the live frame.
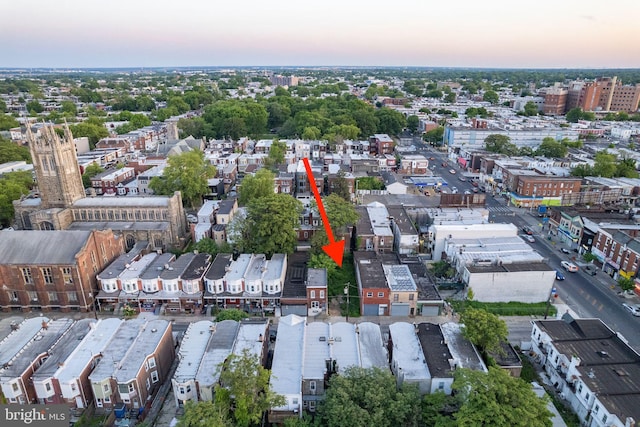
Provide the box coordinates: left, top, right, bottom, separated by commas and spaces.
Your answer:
1, 2, 640, 427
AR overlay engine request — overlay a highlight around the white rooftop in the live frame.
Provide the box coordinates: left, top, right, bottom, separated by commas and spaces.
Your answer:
356, 323, 388, 369
225, 254, 253, 283
383, 265, 417, 292
302, 322, 330, 379
114, 319, 171, 382
440, 322, 487, 372
89, 318, 146, 382
232, 321, 268, 358
366, 202, 393, 237
263, 254, 286, 282
174, 321, 215, 382
119, 253, 158, 281
270, 315, 305, 409
195, 320, 239, 388
330, 322, 360, 373
0, 317, 50, 367
57, 318, 123, 383
388, 323, 431, 381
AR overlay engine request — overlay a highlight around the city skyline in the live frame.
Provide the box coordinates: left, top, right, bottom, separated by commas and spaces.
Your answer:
2, 0, 640, 69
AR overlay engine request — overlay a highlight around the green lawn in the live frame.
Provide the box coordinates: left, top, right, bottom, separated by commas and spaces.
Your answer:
450, 300, 557, 317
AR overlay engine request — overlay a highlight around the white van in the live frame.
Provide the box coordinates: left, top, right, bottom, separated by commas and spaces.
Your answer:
561, 261, 579, 272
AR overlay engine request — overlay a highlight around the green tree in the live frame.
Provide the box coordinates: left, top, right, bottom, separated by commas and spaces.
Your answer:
429, 261, 455, 279
330, 170, 352, 201
60, 100, 77, 116
518, 146, 534, 156
459, 308, 508, 354
81, 163, 104, 188
484, 134, 518, 156
444, 92, 456, 103
216, 349, 285, 427
424, 126, 444, 145
238, 168, 275, 206
26, 100, 44, 115
566, 107, 594, 123
421, 391, 458, 426
355, 176, 385, 190
482, 90, 499, 104
615, 158, 639, 178
193, 237, 232, 257
69, 122, 109, 148
318, 367, 421, 427
308, 253, 337, 276
265, 139, 286, 169
310, 193, 358, 253
453, 367, 553, 427
570, 163, 594, 177
243, 193, 303, 256
618, 277, 635, 292
301, 126, 322, 140
406, 115, 420, 133
149, 150, 216, 208
536, 137, 567, 158
374, 108, 406, 135
177, 400, 229, 427
592, 151, 617, 178
0, 171, 34, 226
0, 99, 6, 113
523, 101, 539, 116
214, 308, 249, 322
177, 117, 206, 139
0, 114, 20, 131
0, 139, 31, 163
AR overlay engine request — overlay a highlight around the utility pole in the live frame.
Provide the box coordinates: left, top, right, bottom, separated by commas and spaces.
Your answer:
544, 286, 557, 319
344, 282, 350, 322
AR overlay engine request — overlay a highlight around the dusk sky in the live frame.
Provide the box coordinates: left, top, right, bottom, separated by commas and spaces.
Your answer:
2, 0, 639, 68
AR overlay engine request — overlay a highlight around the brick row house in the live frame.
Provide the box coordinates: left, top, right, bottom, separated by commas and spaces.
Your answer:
0, 230, 123, 313
96, 252, 212, 314
591, 229, 640, 288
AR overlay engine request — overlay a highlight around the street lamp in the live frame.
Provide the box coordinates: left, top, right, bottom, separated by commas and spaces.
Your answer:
343, 282, 350, 323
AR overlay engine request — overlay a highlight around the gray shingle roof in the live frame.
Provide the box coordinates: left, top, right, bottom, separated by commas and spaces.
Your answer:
0, 230, 93, 264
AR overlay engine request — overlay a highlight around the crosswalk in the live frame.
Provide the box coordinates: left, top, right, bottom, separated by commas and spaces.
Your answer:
487, 206, 516, 216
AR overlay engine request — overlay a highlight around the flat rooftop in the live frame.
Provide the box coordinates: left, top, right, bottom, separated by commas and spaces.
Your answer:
174, 321, 215, 382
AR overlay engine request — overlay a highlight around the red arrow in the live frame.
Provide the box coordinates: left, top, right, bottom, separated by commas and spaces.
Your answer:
302, 158, 345, 267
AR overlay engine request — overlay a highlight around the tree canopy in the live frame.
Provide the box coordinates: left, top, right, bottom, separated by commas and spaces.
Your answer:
482, 90, 499, 104
238, 168, 275, 206
460, 308, 508, 354
0, 114, 20, 131
310, 193, 359, 255
484, 134, 518, 156
81, 163, 105, 188
237, 193, 303, 256
149, 150, 216, 208
0, 171, 34, 226
453, 367, 553, 427
536, 137, 567, 158
0, 139, 31, 163
318, 367, 421, 427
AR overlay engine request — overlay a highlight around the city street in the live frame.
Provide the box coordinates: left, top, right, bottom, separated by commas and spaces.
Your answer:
422, 145, 640, 351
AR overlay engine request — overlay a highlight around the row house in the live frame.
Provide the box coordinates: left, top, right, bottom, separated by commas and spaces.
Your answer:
275, 172, 294, 195
96, 252, 212, 314
206, 152, 240, 169
237, 153, 267, 173
530, 316, 640, 427
203, 253, 287, 313
89, 319, 174, 418
591, 230, 640, 283
280, 252, 330, 317
90, 167, 136, 196
0, 230, 123, 313
326, 171, 355, 198
293, 161, 323, 199
0, 318, 74, 404
95, 136, 136, 153
339, 139, 370, 155
172, 319, 269, 407
399, 154, 429, 175
323, 153, 343, 171
32, 318, 121, 414
297, 207, 320, 242
191, 199, 238, 244
136, 164, 165, 195
77, 148, 128, 170
220, 164, 237, 186
369, 134, 394, 155
350, 154, 380, 174
388, 322, 487, 396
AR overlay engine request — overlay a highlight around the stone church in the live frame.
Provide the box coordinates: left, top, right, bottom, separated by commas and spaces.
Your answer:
13, 123, 188, 250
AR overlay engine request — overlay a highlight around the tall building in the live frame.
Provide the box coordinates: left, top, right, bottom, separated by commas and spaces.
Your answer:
269, 75, 299, 87
565, 76, 640, 113
542, 84, 568, 115
14, 123, 188, 250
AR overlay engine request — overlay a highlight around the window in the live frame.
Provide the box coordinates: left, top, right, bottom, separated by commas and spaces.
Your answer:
438, 381, 444, 390
377, 292, 384, 297
21, 268, 33, 284
310, 381, 316, 392
146, 378, 151, 391
42, 267, 53, 284
310, 290, 316, 299
45, 382, 51, 391
367, 292, 373, 297
409, 294, 414, 301
602, 414, 608, 423
320, 290, 324, 299
48, 292, 58, 302
148, 357, 156, 369
393, 294, 399, 302
62, 267, 73, 284
67, 292, 78, 302
128, 382, 135, 392
103, 384, 109, 392
151, 371, 159, 383
12, 383, 18, 392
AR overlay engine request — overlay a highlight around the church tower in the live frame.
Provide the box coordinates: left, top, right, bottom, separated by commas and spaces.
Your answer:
27, 122, 85, 209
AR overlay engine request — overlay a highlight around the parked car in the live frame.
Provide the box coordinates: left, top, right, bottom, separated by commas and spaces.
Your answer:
471, 181, 479, 187
449, 169, 456, 174
472, 187, 479, 193
555, 271, 565, 281
464, 190, 471, 195
522, 226, 533, 235
584, 265, 597, 276
622, 303, 640, 317
560, 248, 571, 254
442, 162, 448, 167
526, 235, 535, 243
186, 214, 198, 223
459, 176, 466, 182
561, 261, 579, 272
